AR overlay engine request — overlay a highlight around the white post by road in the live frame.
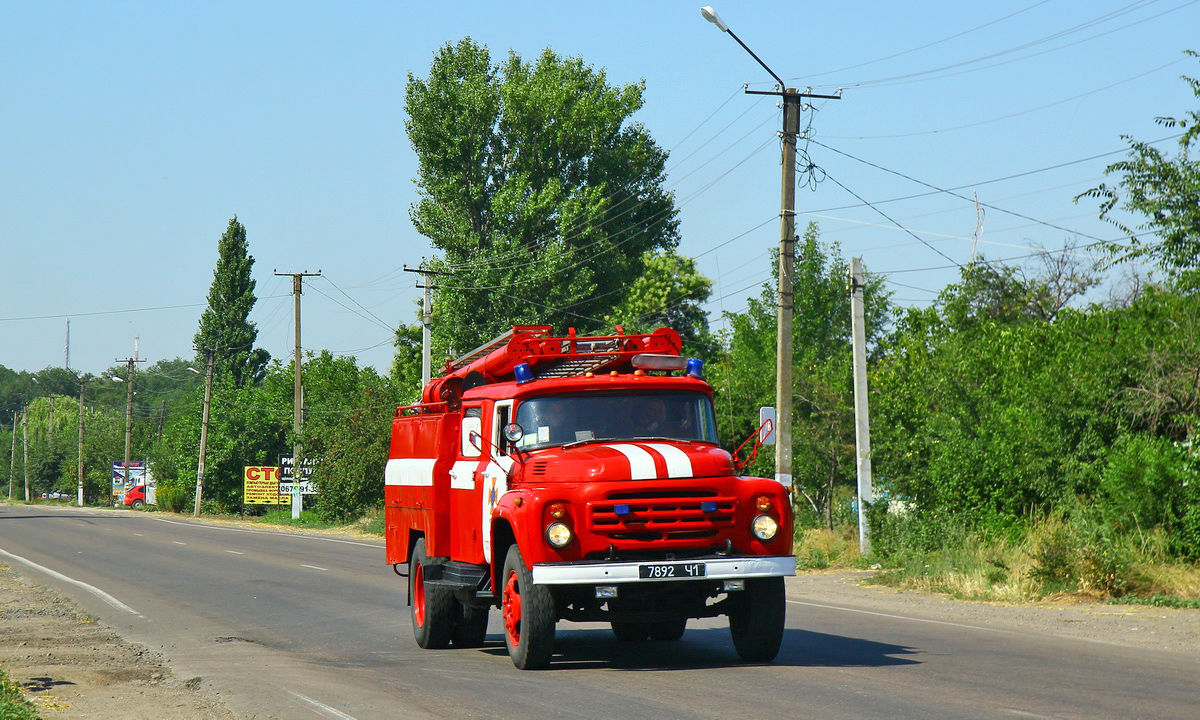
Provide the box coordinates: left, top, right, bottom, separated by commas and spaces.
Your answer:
849, 257, 874, 555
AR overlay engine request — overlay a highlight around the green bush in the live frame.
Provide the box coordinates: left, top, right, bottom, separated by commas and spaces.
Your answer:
0, 666, 39, 720
155, 485, 190, 513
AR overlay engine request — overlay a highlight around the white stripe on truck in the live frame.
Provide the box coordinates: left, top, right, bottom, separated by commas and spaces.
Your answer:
384, 458, 436, 487
643, 443, 693, 478
606, 444, 658, 480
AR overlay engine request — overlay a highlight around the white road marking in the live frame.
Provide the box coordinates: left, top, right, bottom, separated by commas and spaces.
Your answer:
0, 547, 144, 619
133, 533, 143, 536
787, 599, 1018, 635
154, 517, 381, 548
1005, 711, 1066, 719
172, 541, 186, 545
302, 564, 329, 571
287, 690, 360, 720
225, 550, 244, 555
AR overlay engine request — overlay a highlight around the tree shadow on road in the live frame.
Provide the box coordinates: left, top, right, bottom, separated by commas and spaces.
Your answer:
478, 626, 920, 671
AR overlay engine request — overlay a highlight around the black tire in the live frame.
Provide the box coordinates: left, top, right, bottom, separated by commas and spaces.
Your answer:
501, 544, 555, 669
410, 538, 455, 649
728, 576, 786, 662
132, 500, 145, 509
452, 603, 489, 648
610, 621, 650, 642
649, 617, 687, 641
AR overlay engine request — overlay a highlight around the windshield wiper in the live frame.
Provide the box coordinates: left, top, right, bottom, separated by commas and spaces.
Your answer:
561, 437, 617, 449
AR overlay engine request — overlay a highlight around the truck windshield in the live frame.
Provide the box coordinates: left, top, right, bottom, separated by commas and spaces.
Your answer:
513, 391, 718, 450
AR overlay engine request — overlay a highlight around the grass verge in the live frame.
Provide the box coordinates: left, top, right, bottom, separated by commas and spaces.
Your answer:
0, 666, 40, 720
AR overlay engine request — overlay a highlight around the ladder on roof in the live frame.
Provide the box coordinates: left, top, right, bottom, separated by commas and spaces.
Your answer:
446, 325, 553, 372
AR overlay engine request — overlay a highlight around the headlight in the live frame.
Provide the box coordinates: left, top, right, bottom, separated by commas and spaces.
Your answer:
751, 513, 779, 541
546, 522, 573, 548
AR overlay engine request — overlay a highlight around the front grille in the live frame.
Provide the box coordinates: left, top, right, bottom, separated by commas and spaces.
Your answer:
588, 491, 736, 543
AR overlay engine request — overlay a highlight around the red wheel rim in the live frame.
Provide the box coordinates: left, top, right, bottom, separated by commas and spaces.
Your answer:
502, 570, 522, 646
413, 562, 426, 627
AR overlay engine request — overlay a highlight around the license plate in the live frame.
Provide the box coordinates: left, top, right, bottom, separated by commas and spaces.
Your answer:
638, 562, 706, 579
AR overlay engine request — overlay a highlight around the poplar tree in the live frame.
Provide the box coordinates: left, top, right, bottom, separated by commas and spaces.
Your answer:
404, 38, 680, 353
194, 216, 269, 387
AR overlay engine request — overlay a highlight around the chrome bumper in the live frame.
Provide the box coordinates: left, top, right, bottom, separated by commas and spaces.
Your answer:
530, 555, 796, 585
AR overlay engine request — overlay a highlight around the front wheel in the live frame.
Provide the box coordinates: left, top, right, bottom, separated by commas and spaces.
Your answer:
728, 577, 785, 662
410, 538, 455, 649
501, 545, 555, 669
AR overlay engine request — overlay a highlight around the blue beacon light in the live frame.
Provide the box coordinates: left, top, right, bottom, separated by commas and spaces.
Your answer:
686, 358, 704, 379
514, 362, 534, 384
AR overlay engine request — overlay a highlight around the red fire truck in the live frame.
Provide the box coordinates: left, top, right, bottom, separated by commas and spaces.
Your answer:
385, 325, 794, 669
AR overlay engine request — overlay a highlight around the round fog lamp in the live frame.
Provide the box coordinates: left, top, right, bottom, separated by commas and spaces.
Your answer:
546, 522, 573, 548
751, 514, 779, 541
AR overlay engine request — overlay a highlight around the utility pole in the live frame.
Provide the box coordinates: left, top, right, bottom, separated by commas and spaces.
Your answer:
8, 410, 17, 500
77, 378, 85, 506
22, 409, 29, 501
849, 257, 874, 554
701, 6, 841, 491
194, 350, 215, 517
156, 400, 167, 442
275, 270, 321, 519
115, 355, 146, 501
403, 265, 451, 388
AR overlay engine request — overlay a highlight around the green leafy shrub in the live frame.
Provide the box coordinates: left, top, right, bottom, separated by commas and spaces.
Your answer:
0, 667, 39, 720
155, 485, 190, 513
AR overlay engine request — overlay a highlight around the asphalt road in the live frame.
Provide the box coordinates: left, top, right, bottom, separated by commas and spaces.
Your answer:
1, 504, 1196, 720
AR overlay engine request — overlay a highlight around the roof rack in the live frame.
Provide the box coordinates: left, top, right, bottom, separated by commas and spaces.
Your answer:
422, 326, 683, 406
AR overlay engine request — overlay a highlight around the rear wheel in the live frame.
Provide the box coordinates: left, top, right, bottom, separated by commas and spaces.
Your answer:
728, 577, 785, 662
131, 500, 145, 509
410, 538, 454, 649
501, 545, 555, 669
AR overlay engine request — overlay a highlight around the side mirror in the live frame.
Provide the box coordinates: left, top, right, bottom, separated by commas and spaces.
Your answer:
733, 418, 773, 473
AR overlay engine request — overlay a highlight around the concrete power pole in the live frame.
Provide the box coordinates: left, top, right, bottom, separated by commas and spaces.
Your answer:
194, 350, 214, 517
22, 410, 29, 501
276, 270, 321, 519
775, 89, 800, 492
115, 356, 145, 501
9, 411, 16, 500
77, 379, 85, 506
849, 257, 874, 554
404, 265, 451, 389
699, 7, 841, 492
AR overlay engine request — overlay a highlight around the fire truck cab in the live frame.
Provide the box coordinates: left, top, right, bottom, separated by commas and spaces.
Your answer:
385, 326, 794, 669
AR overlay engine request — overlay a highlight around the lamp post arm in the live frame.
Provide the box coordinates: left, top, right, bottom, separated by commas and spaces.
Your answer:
725, 28, 786, 89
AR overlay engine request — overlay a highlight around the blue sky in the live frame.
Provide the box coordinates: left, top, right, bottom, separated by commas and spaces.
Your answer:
2, 1, 1198, 376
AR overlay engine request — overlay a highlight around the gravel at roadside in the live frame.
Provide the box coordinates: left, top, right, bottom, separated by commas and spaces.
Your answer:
790, 570, 1200, 656
0, 562, 234, 720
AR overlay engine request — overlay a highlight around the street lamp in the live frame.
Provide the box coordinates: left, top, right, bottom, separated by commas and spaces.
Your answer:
699, 6, 840, 494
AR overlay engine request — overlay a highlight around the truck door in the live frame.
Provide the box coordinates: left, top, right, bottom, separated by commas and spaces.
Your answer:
479, 400, 515, 563
449, 405, 485, 562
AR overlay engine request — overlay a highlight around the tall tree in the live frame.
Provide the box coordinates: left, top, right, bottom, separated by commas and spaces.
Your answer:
404, 38, 680, 354
1080, 51, 1200, 284
604, 250, 715, 355
194, 217, 269, 387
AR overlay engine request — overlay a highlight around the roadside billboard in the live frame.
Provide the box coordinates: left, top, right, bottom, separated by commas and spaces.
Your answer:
279, 455, 318, 496
243, 466, 284, 505
112, 461, 147, 502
